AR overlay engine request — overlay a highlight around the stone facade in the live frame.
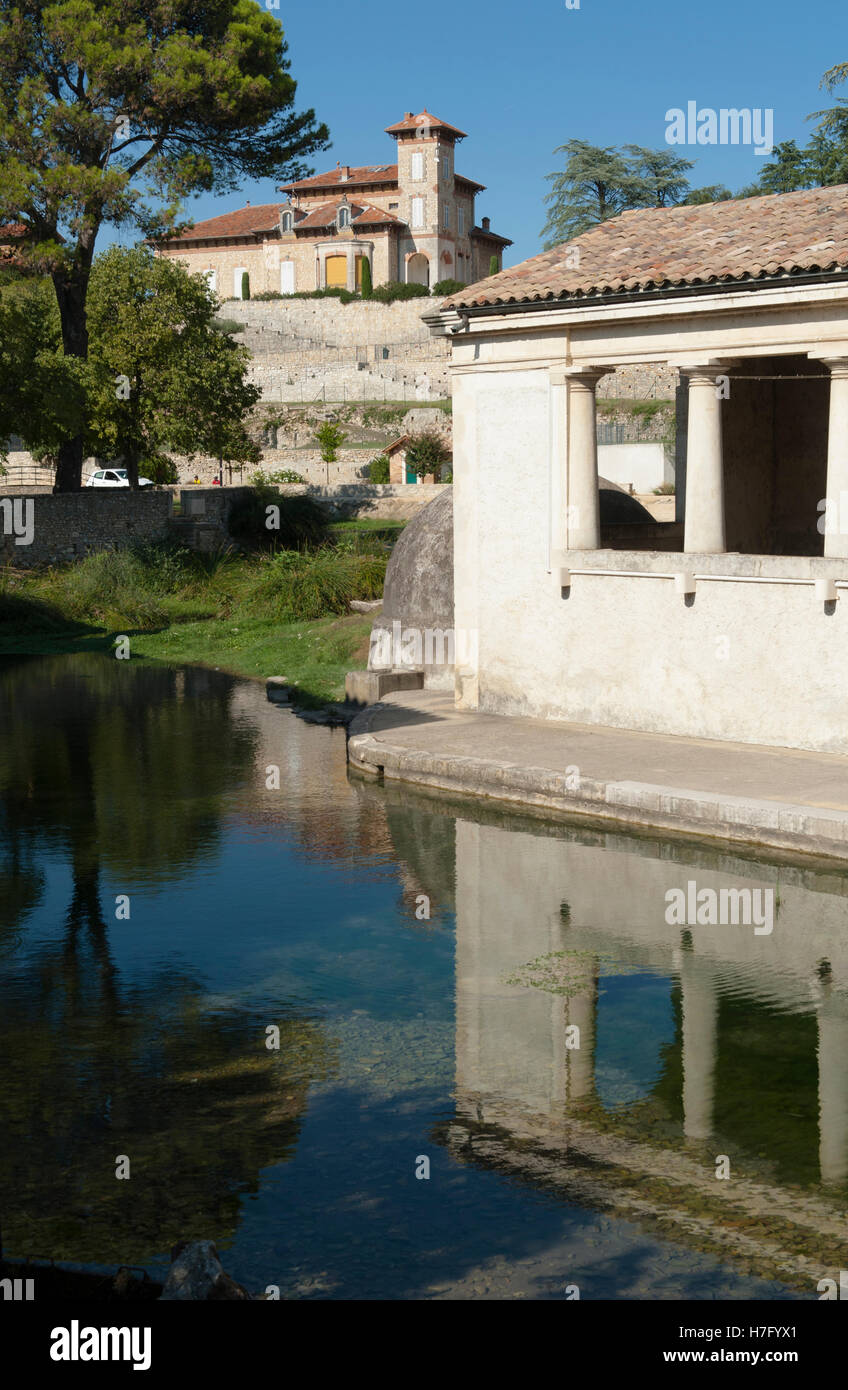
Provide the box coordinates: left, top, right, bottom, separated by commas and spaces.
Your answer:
155, 110, 511, 297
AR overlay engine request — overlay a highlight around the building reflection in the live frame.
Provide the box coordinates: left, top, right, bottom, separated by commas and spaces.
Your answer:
397, 805, 848, 1289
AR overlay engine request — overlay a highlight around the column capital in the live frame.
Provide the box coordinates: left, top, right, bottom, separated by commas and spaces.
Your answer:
561, 365, 611, 392
679, 361, 732, 383
820, 357, 848, 379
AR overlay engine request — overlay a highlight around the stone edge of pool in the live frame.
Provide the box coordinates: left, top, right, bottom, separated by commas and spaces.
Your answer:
346, 691, 848, 862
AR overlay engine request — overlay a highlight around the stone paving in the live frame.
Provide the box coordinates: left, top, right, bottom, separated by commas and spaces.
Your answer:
348, 690, 848, 860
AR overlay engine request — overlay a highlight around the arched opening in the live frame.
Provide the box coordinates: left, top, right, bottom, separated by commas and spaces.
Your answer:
407, 253, 429, 287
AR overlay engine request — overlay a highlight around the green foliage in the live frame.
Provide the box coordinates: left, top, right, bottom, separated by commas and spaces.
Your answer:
283, 286, 359, 304
257, 547, 385, 622
360, 257, 373, 299
0, 0, 329, 488
210, 317, 245, 335
682, 185, 733, 205
313, 421, 348, 462
371, 281, 430, 303
263, 468, 305, 484
361, 404, 407, 429
83, 246, 261, 485
228, 488, 328, 550
541, 140, 694, 247
404, 430, 451, 480
488, 255, 499, 276
368, 454, 391, 483
252, 291, 284, 301
240, 271, 250, 301
432, 279, 466, 295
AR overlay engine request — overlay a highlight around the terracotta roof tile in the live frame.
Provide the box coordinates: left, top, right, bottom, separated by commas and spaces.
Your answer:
280, 164, 399, 192
294, 200, 406, 231
384, 110, 468, 139
445, 185, 848, 310
161, 203, 286, 243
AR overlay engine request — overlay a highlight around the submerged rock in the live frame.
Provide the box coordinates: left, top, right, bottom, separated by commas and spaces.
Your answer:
160, 1240, 251, 1301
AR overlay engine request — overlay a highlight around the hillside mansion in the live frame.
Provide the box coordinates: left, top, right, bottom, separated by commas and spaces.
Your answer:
156, 110, 511, 299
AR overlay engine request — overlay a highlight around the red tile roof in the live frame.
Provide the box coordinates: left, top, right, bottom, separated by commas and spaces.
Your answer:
385, 110, 468, 140
280, 165, 399, 193
0, 222, 28, 239
160, 203, 286, 243
445, 184, 848, 310
294, 201, 405, 231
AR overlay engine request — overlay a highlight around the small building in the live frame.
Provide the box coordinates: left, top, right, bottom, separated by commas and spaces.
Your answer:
427, 185, 848, 754
155, 110, 511, 299
384, 434, 450, 485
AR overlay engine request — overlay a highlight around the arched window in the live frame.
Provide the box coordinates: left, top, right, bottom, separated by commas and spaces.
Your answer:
338, 205, 350, 230
281, 211, 293, 234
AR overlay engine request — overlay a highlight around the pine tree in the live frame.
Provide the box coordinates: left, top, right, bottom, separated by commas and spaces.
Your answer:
360, 258, 373, 298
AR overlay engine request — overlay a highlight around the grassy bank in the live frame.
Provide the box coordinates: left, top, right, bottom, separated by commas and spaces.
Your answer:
0, 531, 391, 704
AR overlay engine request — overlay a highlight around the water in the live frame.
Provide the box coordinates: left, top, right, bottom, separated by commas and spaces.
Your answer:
1, 652, 846, 1300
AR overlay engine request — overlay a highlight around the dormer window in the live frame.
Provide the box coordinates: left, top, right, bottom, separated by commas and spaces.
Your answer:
338, 204, 351, 230
281, 211, 293, 234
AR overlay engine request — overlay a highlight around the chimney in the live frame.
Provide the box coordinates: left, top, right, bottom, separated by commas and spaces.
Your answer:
340, 165, 350, 182
482, 216, 490, 231
405, 112, 413, 120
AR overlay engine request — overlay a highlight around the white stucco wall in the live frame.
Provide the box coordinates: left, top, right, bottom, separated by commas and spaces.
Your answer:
598, 441, 671, 492
452, 359, 848, 754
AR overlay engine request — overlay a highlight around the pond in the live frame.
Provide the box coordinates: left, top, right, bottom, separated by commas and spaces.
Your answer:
1, 652, 846, 1300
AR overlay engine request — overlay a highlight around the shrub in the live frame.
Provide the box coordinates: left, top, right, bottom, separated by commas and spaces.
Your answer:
488, 255, 499, 276
228, 488, 329, 550
211, 317, 244, 335
252, 291, 284, 301
371, 281, 430, 304
368, 454, 391, 483
241, 271, 250, 301
265, 468, 305, 484
405, 429, 451, 480
360, 258, 373, 299
258, 548, 387, 622
432, 279, 465, 296
313, 421, 347, 462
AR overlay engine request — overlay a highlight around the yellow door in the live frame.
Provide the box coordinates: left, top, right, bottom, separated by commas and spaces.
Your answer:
325, 255, 347, 288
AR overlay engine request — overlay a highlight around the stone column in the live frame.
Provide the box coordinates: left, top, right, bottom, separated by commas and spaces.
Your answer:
817, 998, 848, 1184
823, 359, 848, 558
683, 365, 728, 553
566, 368, 608, 550
679, 954, 718, 1141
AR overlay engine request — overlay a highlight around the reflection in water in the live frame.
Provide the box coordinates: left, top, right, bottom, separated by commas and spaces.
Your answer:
439, 808, 848, 1291
1, 653, 847, 1297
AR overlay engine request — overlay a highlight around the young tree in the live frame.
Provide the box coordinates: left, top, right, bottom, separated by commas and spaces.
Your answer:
360, 257, 373, 299
488, 254, 499, 276
0, 1, 329, 490
84, 245, 260, 487
405, 430, 451, 480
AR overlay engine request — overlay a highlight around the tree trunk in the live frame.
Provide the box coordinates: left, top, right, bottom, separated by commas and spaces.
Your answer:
52, 264, 92, 492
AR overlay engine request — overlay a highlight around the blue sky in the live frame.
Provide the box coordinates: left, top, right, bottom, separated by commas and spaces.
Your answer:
116, 0, 848, 268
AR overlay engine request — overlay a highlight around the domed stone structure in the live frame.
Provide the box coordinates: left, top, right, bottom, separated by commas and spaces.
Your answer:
368, 485, 455, 691
366, 482, 655, 693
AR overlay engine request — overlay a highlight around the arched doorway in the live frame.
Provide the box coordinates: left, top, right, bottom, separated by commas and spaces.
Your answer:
407, 253, 429, 287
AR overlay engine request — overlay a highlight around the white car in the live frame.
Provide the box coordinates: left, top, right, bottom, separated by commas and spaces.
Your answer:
85, 468, 155, 488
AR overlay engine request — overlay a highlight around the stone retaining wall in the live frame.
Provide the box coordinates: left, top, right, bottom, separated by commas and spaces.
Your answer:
0, 490, 173, 568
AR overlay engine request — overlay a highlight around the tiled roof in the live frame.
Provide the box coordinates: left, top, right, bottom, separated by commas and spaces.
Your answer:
470, 224, 513, 246
161, 203, 286, 242
0, 222, 27, 239
445, 184, 848, 310
385, 110, 467, 139
295, 201, 406, 231
280, 164, 399, 192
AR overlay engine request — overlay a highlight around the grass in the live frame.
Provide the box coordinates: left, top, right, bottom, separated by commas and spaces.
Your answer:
0, 528, 389, 704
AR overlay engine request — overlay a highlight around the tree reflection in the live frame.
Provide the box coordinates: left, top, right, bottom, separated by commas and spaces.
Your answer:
0, 654, 335, 1266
